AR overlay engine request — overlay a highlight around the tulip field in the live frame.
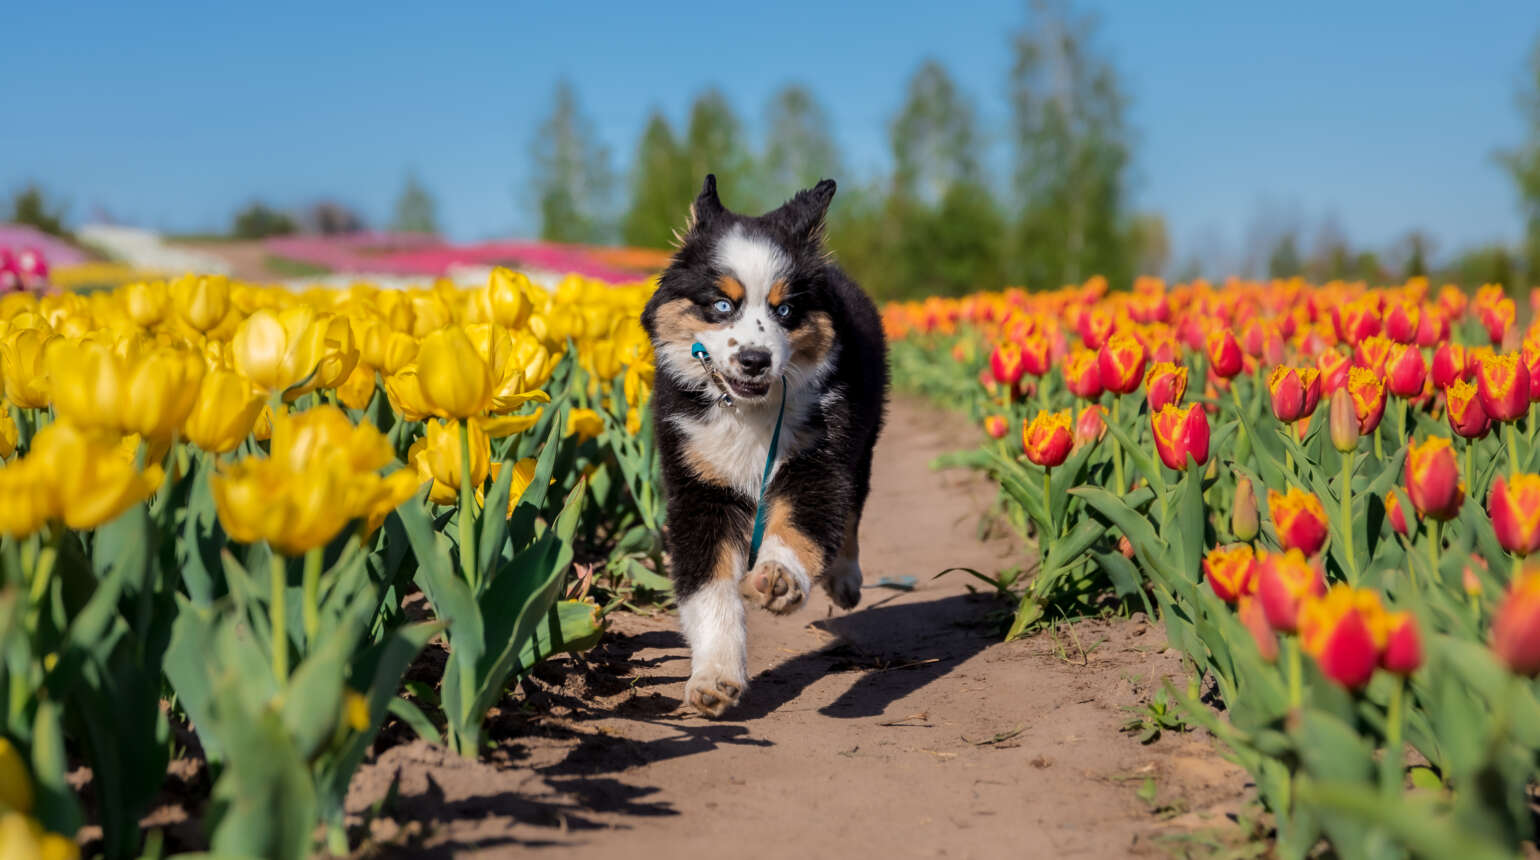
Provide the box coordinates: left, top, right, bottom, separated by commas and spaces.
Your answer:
0, 270, 663, 858
884, 277, 1540, 859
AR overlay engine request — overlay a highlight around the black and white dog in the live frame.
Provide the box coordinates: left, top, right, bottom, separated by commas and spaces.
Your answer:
640, 175, 888, 718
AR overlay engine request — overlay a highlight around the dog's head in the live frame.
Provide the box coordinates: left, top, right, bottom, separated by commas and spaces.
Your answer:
642, 175, 840, 404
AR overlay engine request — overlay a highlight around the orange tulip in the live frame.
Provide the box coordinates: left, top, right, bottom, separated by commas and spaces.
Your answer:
1203, 544, 1257, 604
1256, 549, 1327, 633
1150, 403, 1210, 470
1299, 584, 1389, 689
1384, 343, 1426, 398
1143, 361, 1187, 413
1381, 611, 1423, 676
1062, 349, 1104, 399
1493, 566, 1540, 676
1445, 378, 1490, 439
989, 341, 1026, 387
1205, 329, 1243, 379
1489, 473, 1540, 556
983, 415, 1009, 440
1268, 487, 1329, 556
1267, 366, 1320, 423
1476, 352, 1530, 422
1404, 437, 1463, 520
1346, 366, 1387, 433
1430, 342, 1467, 389
1097, 332, 1146, 395
1022, 410, 1073, 467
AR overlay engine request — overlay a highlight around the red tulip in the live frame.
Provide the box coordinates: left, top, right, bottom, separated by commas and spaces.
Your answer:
1479, 297, 1516, 345
1062, 349, 1104, 399
1445, 378, 1491, 439
1354, 336, 1394, 377
1206, 329, 1244, 379
1268, 365, 1321, 423
1317, 349, 1351, 393
1430, 343, 1467, 389
1384, 300, 1421, 344
1346, 366, 1387, 433
983, 415, 1009, 439
1144, 361, 1188, 413
1022, 410, 1073, 467
1150, 403, 1210, 470
1021, 334, 1051, 376
1404, 436, 1463, 520
1299, 584, 1388, 689
1098, 332, 1148, 395
1476, 352, 1530, 422
1381, 611, 1423, 676
1204, 544, 1258, 603
1385, 490, 1411, 535
990, 341, 1026, 387
1256, 549, 1327, 633
1269, 486, 1329, 556
1074, 403, 1106, 448
1335, 297, 1382, 347
1238, 595, 1279, 663
1384, 343, 1427, 399
1493, 566, 1540, 676
1489, 473, 1540, 557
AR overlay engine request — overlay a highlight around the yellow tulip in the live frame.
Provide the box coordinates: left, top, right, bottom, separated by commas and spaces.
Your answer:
121, 347, 204, 441
493, 456, 538, 516
408, 419, 490, 505
416, 326, 492, 419
44, 338, 131, 434
269, 405, 393, 474
624, 361, 654, 410
230, 306, 326, 396
382, 367, 432, 423
0, 458, 54, 538
0, 408, 16, 460
309, 313, 360, 391
566, 408, 605, 443
0, 810, 79, 860
352, 468, 425, 536
182, 370, 264, 454
212, 456, 353, 555
491, 333, 554, 413
121, 280, 168, 328
29, 422, 163, 530
477, 409, 543, 438
487, 267, 533, 329
170, 274, 230, 332
1, 329, 55, 409
407, 294, 452, 338
344, 690, 371, 732
337, 363, 378, 410
0, 737, 34, 814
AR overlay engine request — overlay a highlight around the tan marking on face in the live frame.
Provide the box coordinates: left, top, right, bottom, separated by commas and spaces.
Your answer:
651, 297, 708, 344
716, 275, 745, 302
768, 279, 789, 306
789, 310, 835, 368
768, 497, 823, 576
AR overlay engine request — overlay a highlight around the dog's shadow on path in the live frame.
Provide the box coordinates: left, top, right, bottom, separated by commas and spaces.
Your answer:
733, 589, 999, 721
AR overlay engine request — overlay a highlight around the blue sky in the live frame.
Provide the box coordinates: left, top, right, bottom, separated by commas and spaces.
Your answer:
2, 1, 1536, 270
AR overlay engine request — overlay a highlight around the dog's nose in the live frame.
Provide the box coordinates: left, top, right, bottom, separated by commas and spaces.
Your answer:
735, 347, 772, 377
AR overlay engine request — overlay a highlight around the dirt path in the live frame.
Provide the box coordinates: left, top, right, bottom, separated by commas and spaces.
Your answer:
348, 397, 1250, 858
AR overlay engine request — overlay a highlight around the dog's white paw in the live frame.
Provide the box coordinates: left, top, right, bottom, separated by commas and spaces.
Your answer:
822, 558, 863, 609
740, 560, 808, 614
684, 665, 747, 718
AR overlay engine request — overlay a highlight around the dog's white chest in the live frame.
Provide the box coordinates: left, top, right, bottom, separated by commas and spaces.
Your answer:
675, 399, 809, 498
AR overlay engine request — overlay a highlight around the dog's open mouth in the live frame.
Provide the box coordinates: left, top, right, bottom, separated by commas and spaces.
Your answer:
726, 376, 773, 399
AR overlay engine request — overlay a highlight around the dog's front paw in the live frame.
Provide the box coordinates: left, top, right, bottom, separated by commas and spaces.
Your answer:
684, 668, 746, 718
822, 558, 863, 610
740, 560, 807, 614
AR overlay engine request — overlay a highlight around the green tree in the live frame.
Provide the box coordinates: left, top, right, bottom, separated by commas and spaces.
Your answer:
1267, 234, 1303, 278
391, 172, 439, 235
684, 89, 756, 201
1496, 33, 1540, 283
532, 80, 614, 244
761, 84, 842, 205
890, 60, 981, 206
9, 184, 68, 237
621, 110, 693, 249
1007, 0, 1133, 289
231, 202, 296, 239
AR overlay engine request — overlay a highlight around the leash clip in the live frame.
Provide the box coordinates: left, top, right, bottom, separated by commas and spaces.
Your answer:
690, 342, 735, 407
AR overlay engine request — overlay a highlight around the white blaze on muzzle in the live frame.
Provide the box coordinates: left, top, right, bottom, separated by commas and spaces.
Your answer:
693, 227, 791, 390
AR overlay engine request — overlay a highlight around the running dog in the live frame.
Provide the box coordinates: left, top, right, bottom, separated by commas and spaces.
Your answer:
640, 175, 888, 717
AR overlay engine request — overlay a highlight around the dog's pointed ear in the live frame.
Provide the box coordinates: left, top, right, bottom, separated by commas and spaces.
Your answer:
782, 178, 837, 244
687, 174, 726, 234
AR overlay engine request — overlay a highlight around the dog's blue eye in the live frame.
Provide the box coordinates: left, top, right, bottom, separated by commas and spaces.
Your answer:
775, 304, 791, 318
712, 299, 733, 314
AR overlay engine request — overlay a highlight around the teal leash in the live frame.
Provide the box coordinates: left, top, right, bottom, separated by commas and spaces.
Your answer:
692, 341, 787, 568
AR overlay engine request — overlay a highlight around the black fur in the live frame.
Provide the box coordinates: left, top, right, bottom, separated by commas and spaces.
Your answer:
641, 175, 889, 604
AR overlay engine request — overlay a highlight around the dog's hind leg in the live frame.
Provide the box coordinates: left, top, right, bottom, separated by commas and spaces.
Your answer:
821, 517, 863, 609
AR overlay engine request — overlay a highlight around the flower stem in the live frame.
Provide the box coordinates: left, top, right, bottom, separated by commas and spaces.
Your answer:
458, 419, 480, 592
1374, 425, 1384, 460
1340, 449, 1358, 586
1043, 467, 1054, 540
1427, 519, 1441, 590
1381, 675, 1406, 796
1507, 420, 1522, 477
1286, 635, 1303, 711
1111, 395, 1125, 494
302, 546, 323, 645
270, 553, 289, 685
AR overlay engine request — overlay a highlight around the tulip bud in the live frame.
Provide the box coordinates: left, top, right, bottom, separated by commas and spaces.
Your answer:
1329, 388, 1359, 453
983, 415, 1009, 439
1384, 343, 1427, 399
1022, 410, 1074, 467
1268, 486, 1329, 556
1492, 567, 1540, 676
1489, 473, 1540, 556
1384, 300, 1421, 344
1150, 403, 1211, 470
1205, 330, 1243, 379
990, 341, 1027, 387
1464, 564, 1484, 597
1479, 297, 1516, 345
1346, 366, 1387, 433
1062, 349, 1104, 399
1021, 335, 1051, 376
1385, 490, 1411, 535
1404, 437, 1464, 521
1232, 477, 1260, 541
1143, 361, 1188, 412
1074, 404, 1106, 448
1431, 343, 1467, 390
1267, 365, 1321, 423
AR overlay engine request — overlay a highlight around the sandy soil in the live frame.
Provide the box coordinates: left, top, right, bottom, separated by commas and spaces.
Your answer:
344, 397, 1253, 859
